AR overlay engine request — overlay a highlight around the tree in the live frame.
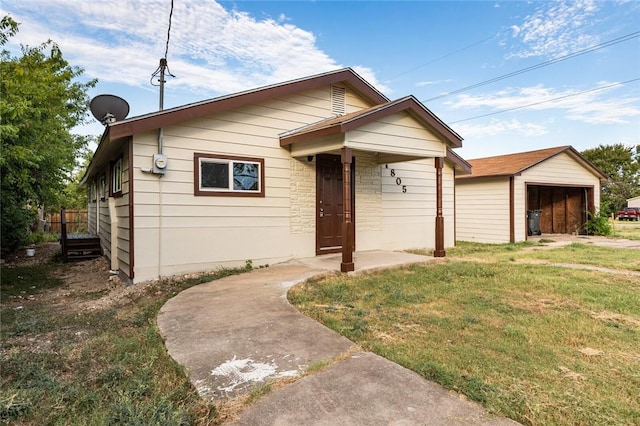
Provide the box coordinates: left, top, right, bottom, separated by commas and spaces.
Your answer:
0, 16, 97, 256
581, 144, 640, 215
61, 148, 94, 210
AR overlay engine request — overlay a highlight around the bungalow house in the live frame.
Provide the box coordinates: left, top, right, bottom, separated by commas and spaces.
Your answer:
455, 146, 608, 244
82, 68, 469, 284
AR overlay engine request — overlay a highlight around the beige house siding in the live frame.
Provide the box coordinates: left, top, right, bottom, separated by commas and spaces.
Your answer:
629, 196, 640, 208
84, 70, 463, 284
85, 145, 132, 279
443, 163, 456, 248
131, 85, 372, 282
88, 194, 97, 234
378, 158, 454, 251
456, 178, 511, 244
96, 198, 111, 257
115, 147, 131, 278
85, 81, 457, 283
346, 112, 446, 158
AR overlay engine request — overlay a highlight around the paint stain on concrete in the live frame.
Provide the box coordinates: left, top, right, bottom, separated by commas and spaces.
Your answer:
211, 356, 298, 393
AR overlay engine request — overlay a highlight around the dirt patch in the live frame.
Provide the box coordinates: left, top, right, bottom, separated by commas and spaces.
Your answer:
527, 234, 640, 250
590, 310, 640, 329
2, 242, 164, 312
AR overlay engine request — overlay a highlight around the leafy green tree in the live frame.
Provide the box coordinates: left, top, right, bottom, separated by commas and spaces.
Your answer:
0, 16, 97, 256
581, 144, 640, 215
61, 148, 94, 209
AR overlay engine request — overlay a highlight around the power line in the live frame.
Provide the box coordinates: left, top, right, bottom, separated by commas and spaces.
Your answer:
423, 30, 640, 103
151, 0, 176, 109
449, 77, 640, 124
389, 32, 499, 81
164, 0, 174, 59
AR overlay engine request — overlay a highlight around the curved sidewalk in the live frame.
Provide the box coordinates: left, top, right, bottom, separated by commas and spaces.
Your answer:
157, 251, 519, 425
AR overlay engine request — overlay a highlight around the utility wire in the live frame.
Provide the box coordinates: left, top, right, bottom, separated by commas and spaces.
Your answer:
390, 32, 499, 81
449, 77, 640, 124
151, 0, 176, 87
164, 0, 174, 59
423, 30, 640, 103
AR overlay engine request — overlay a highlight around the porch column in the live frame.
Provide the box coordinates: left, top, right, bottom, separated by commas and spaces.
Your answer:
341, 147, 355, 272
434, 157, 445, 257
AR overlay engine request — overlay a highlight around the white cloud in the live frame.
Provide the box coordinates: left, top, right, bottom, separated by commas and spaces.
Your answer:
1, 0, 386, 97
445, 82, 640, 125
416, 79, 452, 87
509, 0, 600, 59
454, 119, 548, 138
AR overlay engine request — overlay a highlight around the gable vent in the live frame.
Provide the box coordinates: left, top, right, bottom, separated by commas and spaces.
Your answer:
331, 86, 346, 115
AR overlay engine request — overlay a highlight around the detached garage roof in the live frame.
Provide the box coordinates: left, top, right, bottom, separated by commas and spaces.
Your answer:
457, 145, 608, 181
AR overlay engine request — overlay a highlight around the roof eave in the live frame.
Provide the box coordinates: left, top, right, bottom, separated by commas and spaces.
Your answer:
109, 68, 389, 140
445, 148, 472, 174
80, 126, 110, 185
281, 96, 464, 148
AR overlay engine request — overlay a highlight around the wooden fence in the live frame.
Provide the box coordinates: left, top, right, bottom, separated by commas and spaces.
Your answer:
47, 209, 88, 234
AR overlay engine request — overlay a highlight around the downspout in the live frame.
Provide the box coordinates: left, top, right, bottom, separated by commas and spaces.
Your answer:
584, 187, 589, 234
157, 60, 166, 280
509, 177, 515, 243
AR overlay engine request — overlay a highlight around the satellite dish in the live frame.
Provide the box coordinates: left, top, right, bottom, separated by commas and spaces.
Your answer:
90, 94, 130, 125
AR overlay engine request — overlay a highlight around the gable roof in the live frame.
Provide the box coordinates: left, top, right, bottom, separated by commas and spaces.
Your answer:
83, 68, 390, 183
279, 95, 462, 148
107, 68, 389, 140
457, 145, 608, 181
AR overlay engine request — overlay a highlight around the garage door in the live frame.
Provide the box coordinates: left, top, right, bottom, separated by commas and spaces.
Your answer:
527, 185, 591, 234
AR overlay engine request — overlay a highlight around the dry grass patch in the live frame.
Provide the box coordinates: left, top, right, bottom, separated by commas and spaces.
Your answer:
289, 260, 640, 425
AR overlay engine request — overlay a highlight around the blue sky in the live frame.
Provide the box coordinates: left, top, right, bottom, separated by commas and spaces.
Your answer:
2, 0, 639, 159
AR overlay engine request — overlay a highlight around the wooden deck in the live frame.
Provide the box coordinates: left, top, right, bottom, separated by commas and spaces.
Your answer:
60, 208, 103, 262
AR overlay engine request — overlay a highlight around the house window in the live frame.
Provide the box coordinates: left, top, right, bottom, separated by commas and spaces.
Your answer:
111, 158, 122, 196
99, 174, 107, 200
89, 181, 97, 202
194, 153, 265, 197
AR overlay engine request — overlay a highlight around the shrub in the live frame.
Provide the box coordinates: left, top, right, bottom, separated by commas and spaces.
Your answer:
0, 202, 37, 258
584, 207, 612, 236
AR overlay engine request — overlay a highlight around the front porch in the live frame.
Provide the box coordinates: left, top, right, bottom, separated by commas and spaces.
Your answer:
279, 95, 466, 273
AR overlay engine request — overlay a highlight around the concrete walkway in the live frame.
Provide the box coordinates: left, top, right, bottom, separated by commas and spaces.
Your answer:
157, 250, 519, 425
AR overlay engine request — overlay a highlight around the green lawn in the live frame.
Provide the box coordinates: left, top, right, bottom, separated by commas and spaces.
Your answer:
612, 219, 640, 240
289, 243, 640, 425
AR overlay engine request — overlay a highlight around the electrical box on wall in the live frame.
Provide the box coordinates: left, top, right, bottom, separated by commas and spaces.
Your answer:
152, 153, 168, 175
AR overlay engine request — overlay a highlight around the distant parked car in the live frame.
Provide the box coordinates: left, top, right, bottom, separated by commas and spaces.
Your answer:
617, 207, 640, 221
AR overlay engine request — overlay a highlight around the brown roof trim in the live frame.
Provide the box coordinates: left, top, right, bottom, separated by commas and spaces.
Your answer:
445, 147, 472, 174
108, 68, 388, 140
280, 96, 463, 148
457, 145, 608, 181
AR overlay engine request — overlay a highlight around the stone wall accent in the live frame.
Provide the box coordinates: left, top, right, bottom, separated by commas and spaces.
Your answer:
290, 158, 316, 234
355, 152, 382, 231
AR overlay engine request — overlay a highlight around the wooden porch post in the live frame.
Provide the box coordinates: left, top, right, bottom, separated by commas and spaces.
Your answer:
341, 147, 355, 272
434, 157, 445, 257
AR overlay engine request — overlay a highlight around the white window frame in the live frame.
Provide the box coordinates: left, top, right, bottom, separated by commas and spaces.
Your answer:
89, 181, 97, 202
111, 158, 122, 195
